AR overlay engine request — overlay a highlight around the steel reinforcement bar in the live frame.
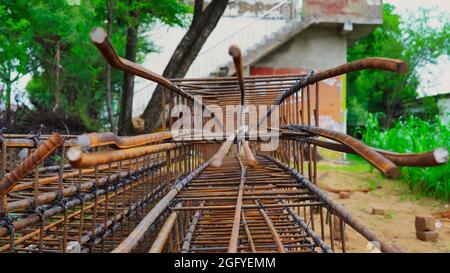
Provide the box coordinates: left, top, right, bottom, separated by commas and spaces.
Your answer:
76, 131, 173, 149
112, 158, 212, 253
0, 134, 64, 196
262, 154, 402, 253
259, 58, 407, 126
285, 125, 400, 178
300, 137, 448, 167
89, 27, 223, 131
67, 143, 183, 168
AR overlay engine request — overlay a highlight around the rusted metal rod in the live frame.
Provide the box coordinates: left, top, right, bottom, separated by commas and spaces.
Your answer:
241, 210, 256, 253
77, 131, 172, 149
210, 131, 236, 168
284, 204, 332, 253
1, 138, 74, 148
259, 58, 407, 126
90, 28, 193, 101
286, 125, 400, 178
242, 141, 257, 168
275, 58, 407, 105
0, 165, 154, 237
229, 44, 245, 105
149, 202, 182, 253
262, 154, 402, 253
90, 27, 223, 130
228, 156, 246, 253
181, 207, 202, 253
0, 134, 64, 195
257, 201, 286, 253
67, 143, 182, 168
302, 138, 448, 167
173, 202, 324, 210
228, 44, 257, 168
5, 161, 164, 213
112, 159, 211, 253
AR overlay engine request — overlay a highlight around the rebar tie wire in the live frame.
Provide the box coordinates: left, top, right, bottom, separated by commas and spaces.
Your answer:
28, 133, 41, 149
56, 198, 69, 213
74, 184, 86, 204
26, 199, 47, 223
0, 212, 15, 235
0, 212, 15, 252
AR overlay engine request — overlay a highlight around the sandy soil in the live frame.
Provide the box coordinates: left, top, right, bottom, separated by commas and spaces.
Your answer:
317, 162, 450, 253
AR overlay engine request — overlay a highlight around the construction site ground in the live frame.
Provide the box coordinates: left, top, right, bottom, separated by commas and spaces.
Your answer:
317, 159, 450, 253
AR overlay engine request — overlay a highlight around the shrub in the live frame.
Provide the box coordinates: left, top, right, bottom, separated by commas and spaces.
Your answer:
361, 114, 449, 200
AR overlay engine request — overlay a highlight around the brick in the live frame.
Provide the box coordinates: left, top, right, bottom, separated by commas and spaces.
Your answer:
339, 191, 351, 199
415, 215, 436, 231
372, 207, 385, 215
416, 230, 439, 241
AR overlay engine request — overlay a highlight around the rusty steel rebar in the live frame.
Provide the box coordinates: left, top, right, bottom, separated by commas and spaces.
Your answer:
228, 44, 245, 106
77, 131, 172, 149
301, 138, 448, 167
285, 125, 400, 178
149, 202, 183, 253
1, 47, 435, 254
258, 58, 407, 126
275, 58, 407, 105
228, 156, 246, 253
112, 159, 211, 253
228, 44, 258, 168
0, 134, 64, 196
181, 207, 203, 253
67, 143, 182, 168
89, 27, 223, 130
5, 161, 164, 213
256, 200, 286, 253
262, 154, 402, 253
210, 131, 237, 168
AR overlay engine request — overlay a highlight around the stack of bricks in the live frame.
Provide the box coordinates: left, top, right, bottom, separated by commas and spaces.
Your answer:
415, 215, 439, 241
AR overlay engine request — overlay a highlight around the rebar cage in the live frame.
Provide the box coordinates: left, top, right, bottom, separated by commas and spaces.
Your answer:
0, 28, 447, 253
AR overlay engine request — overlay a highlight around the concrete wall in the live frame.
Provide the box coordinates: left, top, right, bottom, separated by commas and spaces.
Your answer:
251, 26, 348, 160
254, 26, 347, 70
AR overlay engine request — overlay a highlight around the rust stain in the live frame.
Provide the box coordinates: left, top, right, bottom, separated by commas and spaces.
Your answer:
306, 0, 349, 14
305, 0, 361, 16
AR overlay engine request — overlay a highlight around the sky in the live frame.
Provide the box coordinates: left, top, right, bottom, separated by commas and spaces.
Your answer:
384, 0, 450, 97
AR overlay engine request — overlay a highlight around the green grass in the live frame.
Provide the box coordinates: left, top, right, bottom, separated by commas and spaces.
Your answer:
360, 114, 450, 200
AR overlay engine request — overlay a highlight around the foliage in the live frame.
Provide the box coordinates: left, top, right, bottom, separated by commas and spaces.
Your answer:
0, 0, 191, 131
347, 4, 450, 131
0, 1, 35, 122
361, 113, 450, 200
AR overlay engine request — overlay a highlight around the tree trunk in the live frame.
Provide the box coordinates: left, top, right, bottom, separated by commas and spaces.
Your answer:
105, 0, 117, 134
119, 0, 139, 136
54, 40, 60, 112
141, 0, 229, 132
5, 81, 11, 126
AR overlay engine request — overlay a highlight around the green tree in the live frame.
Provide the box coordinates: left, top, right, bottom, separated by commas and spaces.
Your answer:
3, 0, 190, 132
25, 0, 114, 130
114, 0, 191, 135
347, 4, 450, 131
0, 1, 34, 125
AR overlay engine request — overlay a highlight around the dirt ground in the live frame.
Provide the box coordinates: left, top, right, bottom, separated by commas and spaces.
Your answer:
317, 161, 450, 253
